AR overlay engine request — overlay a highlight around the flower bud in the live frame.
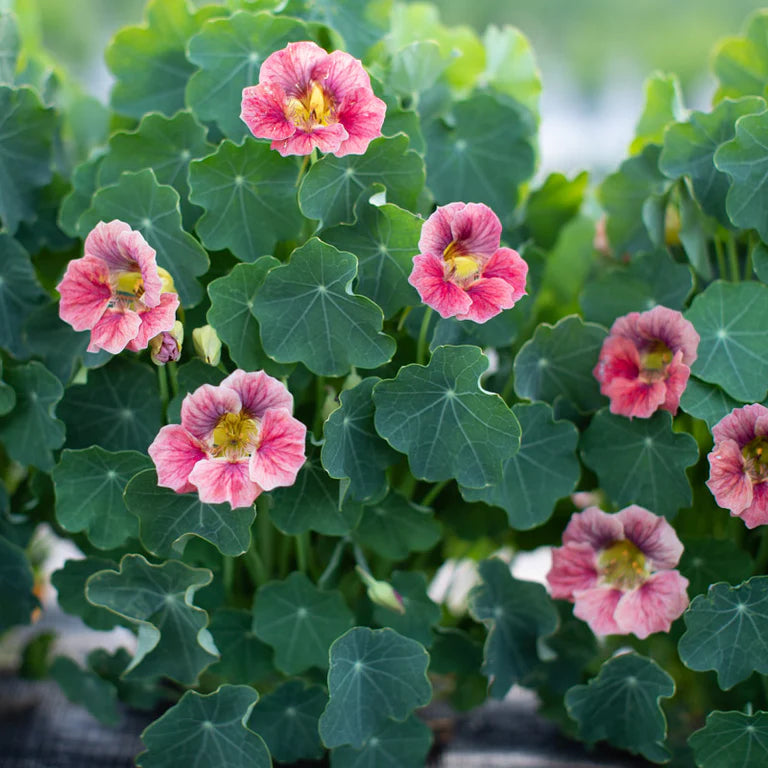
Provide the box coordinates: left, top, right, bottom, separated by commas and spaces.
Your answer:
192, 325, 221, 366
150, 321, 184, 365
355, 566, 405, 614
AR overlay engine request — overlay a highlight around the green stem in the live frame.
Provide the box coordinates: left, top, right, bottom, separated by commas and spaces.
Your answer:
753, 529, 768, 575
243, 547, 268, 587
416, 307, 433, 366
157, 364, 169, 421
501, 367, 516, 403
746, 232, 758, 281
714, 236, 727, 280
397, 306, 412, 332
353, 543, 372, 575
256, 495, 274, 578
313, 375, 326, 438
222, 556, 234, 597
295, 532, 309, 574
167, 361, 179, 398
295, 153, 310, 187
318, 538, 347, 589
727, 233, 740, 283
421, 480, 448, 507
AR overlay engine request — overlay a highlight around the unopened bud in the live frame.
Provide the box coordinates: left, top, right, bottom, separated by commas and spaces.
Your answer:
150, 321, 183, 365
356, 566, 405, 614
192, 325, 221, 366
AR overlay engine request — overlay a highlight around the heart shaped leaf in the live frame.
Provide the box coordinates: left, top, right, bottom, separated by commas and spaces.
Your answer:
330, 715, 432, 768
689, 710, 768, 768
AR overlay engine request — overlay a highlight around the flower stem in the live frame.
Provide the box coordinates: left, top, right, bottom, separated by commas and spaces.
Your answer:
256, 495, 273, 578
397, 306, 412, 331
727, 233, 740, 282
313, 375, 326, 438
416, 307, 433, 366
714, 236, 727, 280
295, 532, 309, 574
753, 529, 768, 575
746, 232, 757, 281
243, 547, 268, 587
222, 555, 234, 596
295, 154, 310, 187
421, 480, 448, 507
318, 538, 348, 589
157, 364, 169, 421
167, 361, 179, 399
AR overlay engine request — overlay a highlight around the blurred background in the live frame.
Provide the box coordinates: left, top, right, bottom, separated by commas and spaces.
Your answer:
7, 0, 768, 175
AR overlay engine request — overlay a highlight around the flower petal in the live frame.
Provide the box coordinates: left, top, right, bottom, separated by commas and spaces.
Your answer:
616, 504, 683, 569
481, 247, 528, 301
712, 403, 768, 447
707, 438, 753, 515
449, 202, 503, 258
562, 506, 624, 550
117, 228, 162, 308
659, 351, 690, 415
418, 202, 467, 256
220, 369, 293, 418
738, 481, 768, 529
188, 458, 260, 509
408, 253, 472, 319
148, 425, 207, 494
547, 542, 598, 600
241, 82, 296, 141
83, 220, 133, 271
572, 586, 623, 636
460, 277, 517, 323
249, 409, 306, 491
613, 570, 689, 639
333, 86, 386, 157
88, 307, 142, 354
635, 305, 700, 365
57, 256, 112, 332
126, 292, 180, 352
181, 383, 242, 440
257, 40, 328, 97
271, 122, 348, 157
601, 375, 667, 419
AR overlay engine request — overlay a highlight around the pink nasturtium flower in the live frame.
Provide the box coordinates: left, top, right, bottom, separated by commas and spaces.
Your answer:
547, 505, 689, 639
593, 305, 699, 419
240, 40, 386, 157
57, 220, 179, 355
148, 370, 306, 509
707, 404, 768, 528
408, 202, 528, 323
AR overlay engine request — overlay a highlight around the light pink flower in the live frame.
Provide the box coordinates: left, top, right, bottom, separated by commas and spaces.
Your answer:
408, 202, 528, 323
57, 220, 179, 354
240, 41, 386, 157
148, 370, 306, 509
707, 404, 768, 528
593, 305, 699, 419
546, 505, 689, 639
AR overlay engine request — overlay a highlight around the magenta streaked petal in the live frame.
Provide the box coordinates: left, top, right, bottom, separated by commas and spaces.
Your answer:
616, 505, 683, 569
57, 256, 112, 332
594, 336, 642, 387
181, 383, 241, 440
126, 292, 180, 352
602, 376, 667, 419
562, 506, 623, 550
635, 305, 700, 365
707, 438, 753, 515
481, 248, 528, 302
408, 253, 472, 319
241, 83, 296, 141
712, 404, 768, 447
249, 409, 306, 491
738, 482, 768, 528
324, 49, 374, 100
333, 87, 386, 156
418, 202, 467, 256
572, 586, 623, 636
88, 308, 142, 354
83, 220, 133, 271
188, 458, 261, 509
659, 352, 690, 415
257, 41, 328, 97
221, 369, 293, 419
448, 202, 503, 258
148, 425, 207, 494
270, 123, 348, 157
117, 228, 161, 308
546, 543, 598, 600
460, 277, 516, 323
613, 570, 689, 639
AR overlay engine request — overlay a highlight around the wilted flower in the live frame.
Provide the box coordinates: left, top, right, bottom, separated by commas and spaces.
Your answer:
547, 505, 689, 639
593, 305, 699, 419
240, 41, 386, 157
707, 404, 768, 528
192, 324, 221, 366
408, 202, 528, 323
150, 321, 184, 365
148, 370, 306, 509
57, 220, 179, 354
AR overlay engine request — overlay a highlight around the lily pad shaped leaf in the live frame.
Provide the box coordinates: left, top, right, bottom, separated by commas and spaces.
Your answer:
514, 315, 608, 414
678, 576, 768, 690
207, 608, 274, 684
374, 345, 520, 488
0, 534, 38, 632
713, 11, 768, 102
468, 558, 558, 698
685, 281, 768, 402
581, 410, 698, 520
679, 377, 742, 429
689, 710, 768, 768
630, 71, 686, 155
565, 652, 674, 763
50, 656, 119, 727
299, 135, 425, 228
124, 468, 256, 558
319, 626, 432, 749
679, 539, 753, 597
252, 238, 395, 376
247, 680, 327, 763
186, 11, 310, 140
189, 138, 304, 262
252, 572, 354, 675
322, 377, 399, 503
461, 402, 580, 530
137, 684, 270, 768
78, 168, 209, 307
86, 554, 218, 685
53, 448, 151, 550
389, 40, 446, 98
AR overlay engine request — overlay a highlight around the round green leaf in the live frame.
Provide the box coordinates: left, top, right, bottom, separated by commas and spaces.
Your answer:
461, 402, 580, 530
319, 626, 432, 749
252, 238, 395, 376
524, 171, 588, 250
86, 554, 218, 685
482, 25, 541, 116
581, 409, 699, 520
321, 201, 421, 319
713, 11, 768, 102
330, 715, 432, 768
125, 468, 256, 557
322, 377, 398, 503
137, 685, 269, 768
685, 281, 768, 402
0, 534, 38, 632
186, 11, 310, 140
468, 558, 558, 698
50, 656, 119, 727
252, 571, 354, 675
678, 576, 768, 690
689, 710, 768, 768
299, 135, 425, 228
389, 40, 446, 97
679, 539, 753, 597
207, 608, 274, 684
373, 345, 520, 488
58, 358, 161, 453
513, 315, 608, 414
189, 137, 304, 261
680, 376, 742, 429
58, 152, 104, 238
424, 93, 535, 223
372, 571, 440, 648
247, 680, 327, 763
565, 652, 674, 763
54, 448, 150, 550
630, 72, 685, 155
78, 168, 209, 307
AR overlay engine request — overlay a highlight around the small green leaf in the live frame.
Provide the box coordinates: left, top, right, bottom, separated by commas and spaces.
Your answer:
630, 72, 685, 155
252, 238, 395, 376
468, 558, 558, 698
0, 534, 38, 631
299, 135, 425, 228
374, 345, 520, 488
565, 652, 674, 763
689, 710, 768, 768
186, 10, 310, 140
53, 448, 150, 550
679, 539, 753, 597
189, 138, 304, 262
0, 361, 65, 471
713, 11, 768, 102
461, 402, 580, 530
482, 25, 541, 116
514, 315, 607, 414
678, 576, 768, 689
685, 281, 768, 402
58, 152, 104, 238
137, 685, 269, 768
372, 571, 440, 648
125, 468, 256, 557
58, 358, 161, 453
680, 377, 742, 428
208, 608, 274, 684
389, 41, 446, 97
319, 626, 432, 749
581, 409, 698, 520
524, 171, 588, 249
252, 571, 354, 675
50, 656, 119, 726
86, 554, 218, 685
247, 680, 327, 763
0, 13, 19, 84
330, 716, 433, 768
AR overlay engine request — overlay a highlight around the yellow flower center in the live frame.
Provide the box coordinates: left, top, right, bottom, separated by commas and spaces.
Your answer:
211, 412, 260, 459
641, 340, 673, 371
598, 540, 649, 590
286, 82, 335, 129
443, 241, 480, 281
743, 436, 768, 482
115, 270, 144, 300
158, 266, 175, 293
